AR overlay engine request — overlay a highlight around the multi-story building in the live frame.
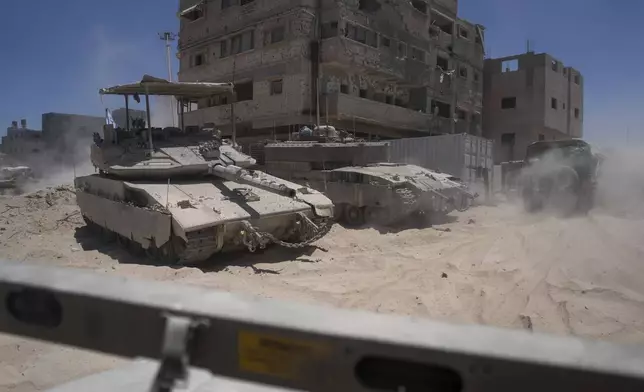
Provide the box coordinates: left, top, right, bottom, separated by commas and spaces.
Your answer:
177, 0, 485, 143
483, 52, 584, 163
1, 120, 46, 156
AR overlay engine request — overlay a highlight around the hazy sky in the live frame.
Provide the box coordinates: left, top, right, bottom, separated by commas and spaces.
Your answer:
1, 0, 641, 146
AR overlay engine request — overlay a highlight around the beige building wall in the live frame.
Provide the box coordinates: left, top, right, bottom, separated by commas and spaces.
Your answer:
483, 52, 583, 163
177, 0, 483, 143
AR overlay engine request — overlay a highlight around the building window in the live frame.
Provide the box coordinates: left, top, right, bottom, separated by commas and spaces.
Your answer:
269, 26, 285, 44
270, 79, 283, 95
458, 25, 469, 39
574, 74, 580, 85
240, 0, 255, 5
345, 23, 377, 47
551, 97, 558, 109
321, 21, 338, 39
358, 0, 380, 12
380, 36, 390, 47
385, 95, 393, 104
431, 100, 451, 118
457, 109, 467, 120
411, 47, 425, 63
180, 5, 204, 21
431, 13, 453, 35
459, 65, 468, 78
193, 53, 206, 67
551, 60, 559, 72
231, 30, 254, 55
411, 0, 427, 14
436, 55, 449, 70
359, 89, 367, 98
539, 134, 545, 141
398, 42, 407, 58
474, 72, 480, 82
575, 108, 580, 119
235, 81, 254, 102
340, 84, 349, 94
501, 97, 516, 109
222, 0, 232, 9
220, 41, 228, 58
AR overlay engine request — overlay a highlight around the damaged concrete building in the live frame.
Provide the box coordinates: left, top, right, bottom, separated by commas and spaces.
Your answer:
483, 52, 584, 163
177, 0, 485, 143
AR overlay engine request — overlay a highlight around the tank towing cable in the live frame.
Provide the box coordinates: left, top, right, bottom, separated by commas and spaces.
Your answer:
240, 214, 333, 252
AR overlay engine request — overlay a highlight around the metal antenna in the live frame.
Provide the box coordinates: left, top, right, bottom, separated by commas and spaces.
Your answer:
159, 32, 178, 127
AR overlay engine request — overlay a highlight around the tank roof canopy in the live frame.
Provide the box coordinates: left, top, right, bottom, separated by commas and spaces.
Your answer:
99, 75, 234, 98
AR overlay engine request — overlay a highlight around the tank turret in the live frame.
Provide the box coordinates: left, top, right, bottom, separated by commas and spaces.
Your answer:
75, 76, 334, 264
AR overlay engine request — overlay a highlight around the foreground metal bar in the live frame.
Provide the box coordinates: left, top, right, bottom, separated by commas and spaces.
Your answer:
1, 261, 644, 392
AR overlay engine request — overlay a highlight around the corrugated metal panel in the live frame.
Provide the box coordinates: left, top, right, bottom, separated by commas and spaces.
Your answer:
388, 134, 494, 184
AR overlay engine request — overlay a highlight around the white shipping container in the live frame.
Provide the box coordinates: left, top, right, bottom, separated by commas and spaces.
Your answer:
388, 134, 495, 184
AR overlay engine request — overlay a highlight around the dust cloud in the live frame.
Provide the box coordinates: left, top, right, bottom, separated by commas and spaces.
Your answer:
594, 146, 644, 218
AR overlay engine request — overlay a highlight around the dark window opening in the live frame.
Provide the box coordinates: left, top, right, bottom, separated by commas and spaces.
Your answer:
235, 81, 254, 102
359, 89, 367, 98
194, 53, 205, 66
551, 97, 558, 109
340, 84, 349, 94
181, 6, 204, 21
458, 26, 469, 39
563, 103, 566, 109
551, 60, 559, 72
398, 42, 407, 58
431, 100, 451, 118
429, 25, 440, 39
475, 35, 482, 44
436, 55, 449, 70
366, 30, 378, 48
457, 109, 467, 120
411, 47, 425, 63
221, 0, 232, 9
431, 14, 453, 35
220, 41, 228, 58
395, 98, 406, 107
502, 59, 518, 72
539, 134, 545, 141
459, 65, 468, 78
385, 95, 393, 104
563, 68, 568, 76
358, 0, 381, 12
574, 74, 580, 85
501, 133, 515, 144
321, 21, 338, 39
380, 36, 390, 47
345, 23, 376, 47
270, 79, 283, 95
474, 72, 480, 82
240, 0, 255, 5
411, 0, 427, 14
575, 108, 580, 119
231, 30, 254, 54
270, 26, 285, 44
501, 97, 516, 109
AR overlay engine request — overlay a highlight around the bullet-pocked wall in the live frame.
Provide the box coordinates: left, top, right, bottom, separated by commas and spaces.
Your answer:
177, 0, 484, 141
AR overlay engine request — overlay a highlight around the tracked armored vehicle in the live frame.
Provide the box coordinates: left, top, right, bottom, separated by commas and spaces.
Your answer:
261, 126, 476, 226
75, 76, 334, 264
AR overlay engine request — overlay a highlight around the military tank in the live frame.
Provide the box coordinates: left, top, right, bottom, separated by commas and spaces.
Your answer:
260, 125, 476, 226
75, 76, 334, 264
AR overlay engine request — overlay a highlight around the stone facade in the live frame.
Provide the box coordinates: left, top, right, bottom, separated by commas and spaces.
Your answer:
177, 0, 484, 142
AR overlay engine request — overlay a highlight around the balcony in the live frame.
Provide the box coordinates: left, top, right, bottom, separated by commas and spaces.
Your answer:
433, 0, 458, 17
323, 93, 433, 131
321, 37, 405, 81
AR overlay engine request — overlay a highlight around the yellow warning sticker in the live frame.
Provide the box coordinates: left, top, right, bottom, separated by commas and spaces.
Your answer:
238, 331, 331, 380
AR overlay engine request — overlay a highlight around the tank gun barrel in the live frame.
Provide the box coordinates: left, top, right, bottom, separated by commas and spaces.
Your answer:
209, 164, 297, 197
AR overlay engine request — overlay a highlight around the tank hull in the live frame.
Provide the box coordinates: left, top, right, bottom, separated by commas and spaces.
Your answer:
75, 174, 331, 264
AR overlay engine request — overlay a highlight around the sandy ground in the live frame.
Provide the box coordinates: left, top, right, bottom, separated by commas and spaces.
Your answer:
2, 186, 644, 391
